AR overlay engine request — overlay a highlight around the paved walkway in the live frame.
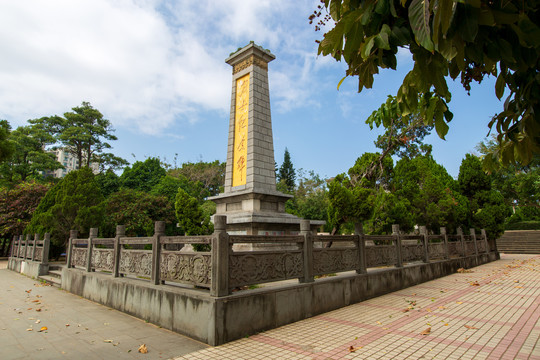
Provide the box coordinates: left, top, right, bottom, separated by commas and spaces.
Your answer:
175, 254, 540, 360
1, 254, 539, 359
0, 262, 208, 360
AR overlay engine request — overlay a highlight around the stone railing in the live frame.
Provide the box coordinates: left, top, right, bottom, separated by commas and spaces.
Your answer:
63, 216, 493, 297
9, 233, 50, 264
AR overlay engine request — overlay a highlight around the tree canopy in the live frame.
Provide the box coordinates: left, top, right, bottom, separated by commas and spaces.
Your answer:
315, 0, 540, 167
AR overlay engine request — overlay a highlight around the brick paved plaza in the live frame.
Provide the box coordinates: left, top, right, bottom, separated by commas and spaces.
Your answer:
1, 254, 539, 359
175, 254, 539, 360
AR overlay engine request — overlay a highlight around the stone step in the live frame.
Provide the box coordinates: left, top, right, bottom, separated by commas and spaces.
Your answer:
38, 274, 61, 288
48, 270, 62, 279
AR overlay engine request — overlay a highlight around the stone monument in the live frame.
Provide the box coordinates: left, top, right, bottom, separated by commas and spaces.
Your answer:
210, 42, 324, 235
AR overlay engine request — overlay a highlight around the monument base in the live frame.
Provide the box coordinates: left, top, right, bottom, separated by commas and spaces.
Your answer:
209, 188, 324, 236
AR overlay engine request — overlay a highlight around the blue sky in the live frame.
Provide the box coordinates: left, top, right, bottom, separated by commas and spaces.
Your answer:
0, 0, 503, 178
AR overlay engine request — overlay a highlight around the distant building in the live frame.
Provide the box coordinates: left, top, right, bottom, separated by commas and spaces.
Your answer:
43, 148, 99, 178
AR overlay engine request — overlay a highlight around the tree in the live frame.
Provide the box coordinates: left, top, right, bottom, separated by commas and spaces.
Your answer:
169, 160, 225, 197
34, 101, 125, 170
0, 181, 51, 256
95, 170, 121, 197
0, 122, 61, 184
278, 148, 296, 193
101, 189, 176, 237
393, 155, 468, 233
315, 0, 540, 166
120, 157, 166, 192
368, 96, 433, 160
457, 154, 509, 238
0, 120, 13, 163
175, 188, 212, 251
26, 167, 105, 251
285, 170, 330, 229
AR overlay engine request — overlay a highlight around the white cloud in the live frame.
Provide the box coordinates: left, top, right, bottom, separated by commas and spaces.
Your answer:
0, 0, 335, 134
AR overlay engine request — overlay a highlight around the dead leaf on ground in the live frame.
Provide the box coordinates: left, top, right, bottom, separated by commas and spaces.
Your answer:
35, 320, 40, 324
464, 325, 478, 330
348, 345, 363, 352
470, 281, 480, 286
35, 309, 41, 312
65, 324, 70, 327
31, 300, 40, 303
457, 268, 473, 273
456, 301, 464, 304
138, 344, 148, 354
104, 340, 113, 343
38, 326, 47, 332
438, 306, 446, 310
402, 308, 410, 313
420, 327, 431, 335
26, 328, 33, 331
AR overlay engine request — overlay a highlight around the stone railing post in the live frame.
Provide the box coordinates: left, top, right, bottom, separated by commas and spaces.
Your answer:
31, 234, 39, 261
66, 230, 78, 268
86, 228, 98, 272
419, 226, 429, 263
470, 228, 478, 256
441, 227, 449, 259
300, 220, 314, 283
42, 233, 50, 265
392, 224, 403, 268
11, 235, 17, 258
355, 222, 367, 274
18, 235, 23, 258
152, 221, 165, 285
457, 227, 465, 257
24, 234, 31, 259
481, 229, 489, 253
113, 225, 125, 278
211, 215, 229, 297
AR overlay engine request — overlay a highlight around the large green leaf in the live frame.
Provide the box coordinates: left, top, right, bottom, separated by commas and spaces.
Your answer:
408, 0, 434, 52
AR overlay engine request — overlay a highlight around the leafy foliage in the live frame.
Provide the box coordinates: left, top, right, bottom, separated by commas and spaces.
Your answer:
31, 101, 125, 171
0, 181, 50, 256
316, 0, 540, 167
0, 120, 14, 163
169, 160, 225, 197
101, 188, 176, 237
368, 96, 433, 159
285, 170, 330, 229
393, 155, 467, 233
175, 188, 212, 251
26, 168, 105, 248
457, 154, 510, 238
120, 157, 166, 192
0, 121, 62, 184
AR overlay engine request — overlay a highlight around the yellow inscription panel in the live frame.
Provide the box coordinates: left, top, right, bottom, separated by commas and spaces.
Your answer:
232, 73, 249, 186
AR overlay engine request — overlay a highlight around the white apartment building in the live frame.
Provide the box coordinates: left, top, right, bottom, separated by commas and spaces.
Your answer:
45, 148, 99, 178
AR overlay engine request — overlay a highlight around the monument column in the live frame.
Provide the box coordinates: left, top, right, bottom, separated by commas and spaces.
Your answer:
210, 42, 324, 235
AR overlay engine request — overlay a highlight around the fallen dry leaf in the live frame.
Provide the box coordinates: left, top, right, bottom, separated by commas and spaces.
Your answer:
35, 309, 41, 312
31, 300, 40, 303
457, 268, 472, 273
456, 301, 463, 304
35, 320, 40, 324
138, 344, 148, 354
464, 325, 478, 330
26, 328, 33, 331
438, 306, 446, 310
515, 286, 523, 288
376, 321, 382, 325
420, 327, 431, 335
39, 326, 47, 332
348, 345, 363, 352
470, 281, 480, 286
65, 324, 70, 327
402, 308, 410, 313
104, 340, 113, 343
